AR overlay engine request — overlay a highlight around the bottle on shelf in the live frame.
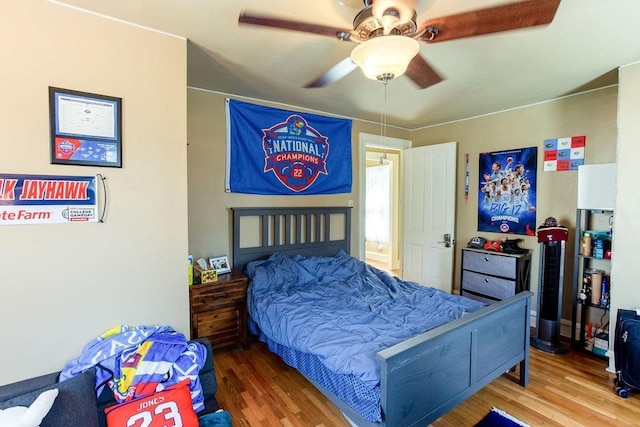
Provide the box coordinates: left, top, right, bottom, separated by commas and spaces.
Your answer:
582, 232, 592, 256
591, 271, 602, 306
583, 268, 601, 303
600, 275, 610, 308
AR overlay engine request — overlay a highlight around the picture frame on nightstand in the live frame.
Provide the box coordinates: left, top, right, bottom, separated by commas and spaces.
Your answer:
208, 255, 231, 274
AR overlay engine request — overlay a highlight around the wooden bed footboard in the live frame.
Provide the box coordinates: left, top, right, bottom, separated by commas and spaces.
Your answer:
377, 290, 532, 427
303, 291, 532, 427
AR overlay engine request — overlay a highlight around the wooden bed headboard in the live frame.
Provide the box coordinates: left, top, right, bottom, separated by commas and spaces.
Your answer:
231, 206, 352, 271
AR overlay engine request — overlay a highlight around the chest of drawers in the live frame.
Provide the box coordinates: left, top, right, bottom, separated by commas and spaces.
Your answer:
189, 270, 248, 349
461, 248, 531, 304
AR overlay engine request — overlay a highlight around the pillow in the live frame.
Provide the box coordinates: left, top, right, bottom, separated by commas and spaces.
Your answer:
0, 369, 99, 427
247, 253, 316, 293
104, 380, 198, 427
0, 388, 59, 427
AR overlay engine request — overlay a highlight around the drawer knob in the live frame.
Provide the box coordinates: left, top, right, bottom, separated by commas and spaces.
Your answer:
485, 278, 489, 283
484, 257, 489, 262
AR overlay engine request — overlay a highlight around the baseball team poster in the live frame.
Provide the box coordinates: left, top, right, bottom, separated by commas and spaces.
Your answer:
478, 147, 537, 236
226, 99, 352, 195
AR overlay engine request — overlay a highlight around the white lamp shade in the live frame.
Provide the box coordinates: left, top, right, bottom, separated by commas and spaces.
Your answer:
350, 36, 420, 81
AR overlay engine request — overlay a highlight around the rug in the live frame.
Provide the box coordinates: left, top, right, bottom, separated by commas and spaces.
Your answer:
474, 407, 530, 427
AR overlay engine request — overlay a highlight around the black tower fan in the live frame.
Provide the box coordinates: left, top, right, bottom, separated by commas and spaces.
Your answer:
531, 218, 569, 353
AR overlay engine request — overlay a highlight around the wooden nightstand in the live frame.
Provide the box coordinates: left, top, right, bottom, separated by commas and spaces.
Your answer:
189, 269, 248, 349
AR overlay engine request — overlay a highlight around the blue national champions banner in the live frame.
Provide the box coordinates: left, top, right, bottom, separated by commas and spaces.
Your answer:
478, 147, 537, 236
226, 99, 352, 195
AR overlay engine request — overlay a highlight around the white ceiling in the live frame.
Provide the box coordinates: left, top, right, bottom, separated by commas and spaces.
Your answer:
55, 0, 640, 129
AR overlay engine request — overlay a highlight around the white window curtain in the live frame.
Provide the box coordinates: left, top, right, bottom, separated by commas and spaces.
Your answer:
365, 164, 390, 243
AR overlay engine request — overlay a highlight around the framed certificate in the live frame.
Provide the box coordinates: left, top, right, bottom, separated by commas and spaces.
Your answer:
49, 87, 122, 167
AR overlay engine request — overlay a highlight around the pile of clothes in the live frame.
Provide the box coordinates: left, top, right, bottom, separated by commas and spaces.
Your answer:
60, 325, 208, 411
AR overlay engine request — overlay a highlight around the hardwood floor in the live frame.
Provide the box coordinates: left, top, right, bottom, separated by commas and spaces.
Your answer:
213, 338, 639, 426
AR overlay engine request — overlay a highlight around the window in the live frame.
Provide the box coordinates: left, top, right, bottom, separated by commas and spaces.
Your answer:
365, 164, 390, 243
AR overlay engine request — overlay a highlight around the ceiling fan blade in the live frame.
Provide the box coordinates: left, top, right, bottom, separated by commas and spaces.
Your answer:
239, 12, 354, 41
305, 57, 359, 88
418, 0, 560, 43
404, 54, 443, 89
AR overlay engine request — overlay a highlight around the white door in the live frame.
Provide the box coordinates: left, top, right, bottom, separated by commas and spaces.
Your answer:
402, 142, 457, 292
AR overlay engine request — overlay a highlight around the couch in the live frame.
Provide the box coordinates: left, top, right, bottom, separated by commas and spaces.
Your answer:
0, 338, 223, 427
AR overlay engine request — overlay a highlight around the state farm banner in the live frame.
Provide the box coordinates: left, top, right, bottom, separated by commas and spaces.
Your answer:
226, 99, 352, 195
0, 174, 98, 225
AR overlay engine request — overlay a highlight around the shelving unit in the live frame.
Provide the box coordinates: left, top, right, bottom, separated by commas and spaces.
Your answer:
570, 208, 614, 359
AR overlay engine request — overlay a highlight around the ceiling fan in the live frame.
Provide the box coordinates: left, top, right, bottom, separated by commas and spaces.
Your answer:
238, 0, 561, 89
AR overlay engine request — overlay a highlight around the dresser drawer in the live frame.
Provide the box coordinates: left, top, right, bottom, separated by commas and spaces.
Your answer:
461, 290, 496, 305
463, 250, 516, 279
461, 270, 516, 300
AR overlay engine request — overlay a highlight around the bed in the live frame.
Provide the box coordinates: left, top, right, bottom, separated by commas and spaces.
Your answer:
232, 206, 532, 427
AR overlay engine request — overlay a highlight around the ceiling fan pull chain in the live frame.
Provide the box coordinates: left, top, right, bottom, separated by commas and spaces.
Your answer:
380, 81, 384, 145
384, 81, 387, 144
380, 78, 389, 146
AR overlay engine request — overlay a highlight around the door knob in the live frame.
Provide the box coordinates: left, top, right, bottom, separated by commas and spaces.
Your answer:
438, 233, 453, 247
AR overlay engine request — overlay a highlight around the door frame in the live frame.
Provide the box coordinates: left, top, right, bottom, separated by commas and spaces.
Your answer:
358, 132, 411, 263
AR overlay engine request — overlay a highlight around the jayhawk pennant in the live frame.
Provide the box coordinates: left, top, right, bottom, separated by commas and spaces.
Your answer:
226, 99, 352, 195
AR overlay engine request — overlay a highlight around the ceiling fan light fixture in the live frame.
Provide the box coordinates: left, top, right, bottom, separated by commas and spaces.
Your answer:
350, 35, 420, 81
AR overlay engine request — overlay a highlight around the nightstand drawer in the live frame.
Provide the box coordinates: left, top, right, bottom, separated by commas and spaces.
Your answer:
462, 270, 516, 300
463, 250, 516, 279
194, 306, 241, 337
190, 284, 245, 311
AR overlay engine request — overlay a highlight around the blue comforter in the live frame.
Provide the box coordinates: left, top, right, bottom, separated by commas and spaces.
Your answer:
246, 251, 484, 388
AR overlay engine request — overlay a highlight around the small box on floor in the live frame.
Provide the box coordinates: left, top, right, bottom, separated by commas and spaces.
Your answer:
584, 339, 594, 352
594, 333, 609, 356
